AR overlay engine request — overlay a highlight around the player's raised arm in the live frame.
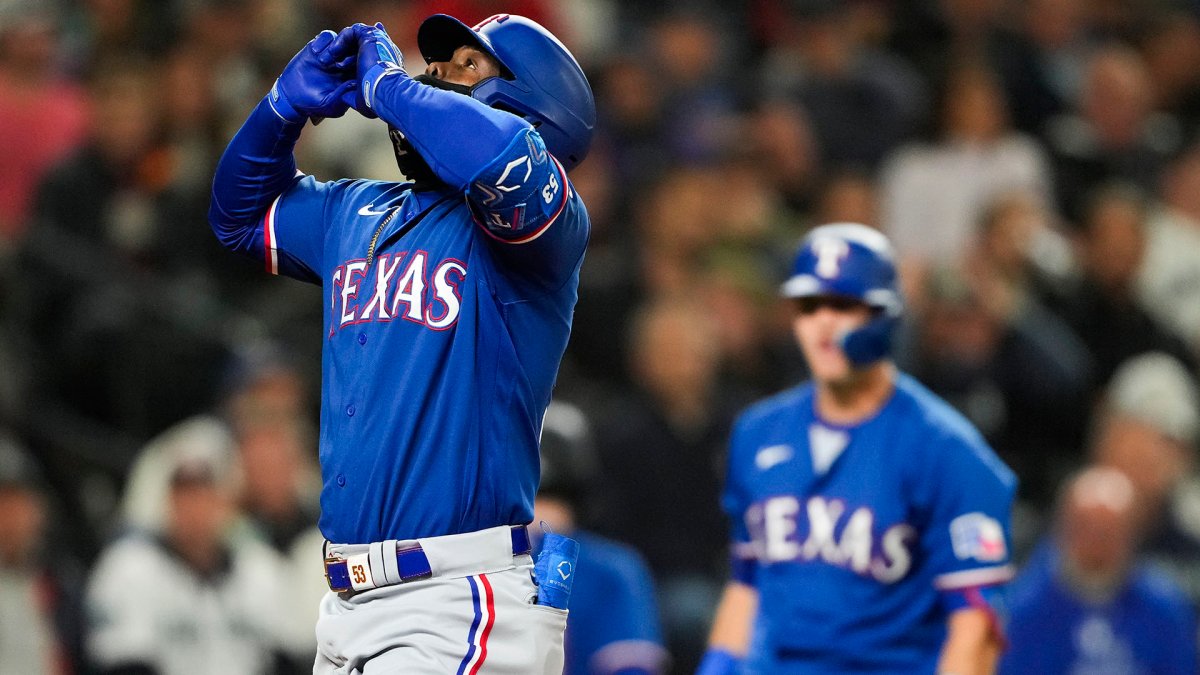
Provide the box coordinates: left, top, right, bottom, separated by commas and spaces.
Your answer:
699, 581, 759, 675
208, 27, 357, 273
352, 16, 595, 285
938, 606, 1004, 675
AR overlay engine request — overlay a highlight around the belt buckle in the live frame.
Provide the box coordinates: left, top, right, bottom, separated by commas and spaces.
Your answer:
324, 555, 353, 593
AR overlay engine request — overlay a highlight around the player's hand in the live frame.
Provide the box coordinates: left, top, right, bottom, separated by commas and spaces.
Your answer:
268, 27, 359, 124
350, 22, 406, 119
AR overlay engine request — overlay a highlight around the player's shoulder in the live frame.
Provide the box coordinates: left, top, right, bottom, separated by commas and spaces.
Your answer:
1129, 562, 1196, 619
735, 382, 814, 430
891, 373, 1016, 485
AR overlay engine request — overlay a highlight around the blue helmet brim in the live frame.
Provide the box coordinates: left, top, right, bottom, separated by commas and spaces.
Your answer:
417, 14, 513, 79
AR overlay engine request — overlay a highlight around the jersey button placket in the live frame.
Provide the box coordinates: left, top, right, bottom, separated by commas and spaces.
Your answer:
346, 404, 356, 417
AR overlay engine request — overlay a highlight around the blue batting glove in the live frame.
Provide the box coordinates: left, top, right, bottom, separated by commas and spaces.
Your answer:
351, 22, 406, 118
268, 28, 359, 124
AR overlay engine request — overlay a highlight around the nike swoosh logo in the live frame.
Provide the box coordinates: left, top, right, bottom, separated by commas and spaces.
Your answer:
755, 444, 794, 471
358, 204, 394, 217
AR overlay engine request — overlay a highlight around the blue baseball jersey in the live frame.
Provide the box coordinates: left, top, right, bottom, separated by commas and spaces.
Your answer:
213, 96, 588, 544
1000, 542, 1197, 675
723, 373, 1016, 673
540, 530, 666, 675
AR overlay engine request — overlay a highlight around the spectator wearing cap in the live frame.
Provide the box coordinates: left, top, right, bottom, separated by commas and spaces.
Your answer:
84, 418, 290, 675
534, 401, 669, 675
0, 434, 84, 675
1000, 466, 1197, 674
1089, 351, 1200, 604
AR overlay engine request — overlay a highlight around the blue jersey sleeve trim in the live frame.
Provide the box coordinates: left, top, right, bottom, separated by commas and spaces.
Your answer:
730, 544, 759, 585
941, 585, 1008, 645
933, 564, 1014, 591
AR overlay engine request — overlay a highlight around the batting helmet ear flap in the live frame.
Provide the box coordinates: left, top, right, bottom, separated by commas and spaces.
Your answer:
838, 314, 899, 366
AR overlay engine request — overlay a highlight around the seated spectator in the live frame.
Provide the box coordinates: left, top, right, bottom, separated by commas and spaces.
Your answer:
0, 434, 83, 675
1001, 466, 1197, 674
1047, 183, 1196, 385
85, 420, 289, 675
1092, 352, 1200, 605
881, 64, 1053, 271
1044, 45, 1182, 224
591, 298, 736, 673
534, 400, 669, 675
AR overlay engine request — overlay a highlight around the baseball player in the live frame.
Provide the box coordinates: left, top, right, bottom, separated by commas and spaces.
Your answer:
699, 224, 1017, 674
535, 400, 669, 675
208, 13, 594, 674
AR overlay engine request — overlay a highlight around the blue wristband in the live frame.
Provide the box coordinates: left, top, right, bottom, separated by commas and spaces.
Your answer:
266, 81, 305, 124
696, 648, 741, 675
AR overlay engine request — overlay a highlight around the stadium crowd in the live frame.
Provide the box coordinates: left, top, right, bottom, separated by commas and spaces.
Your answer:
3, 0, 1200, 673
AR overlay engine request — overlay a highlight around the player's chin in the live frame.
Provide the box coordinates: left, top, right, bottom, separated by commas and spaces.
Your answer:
808, 354, 854, 384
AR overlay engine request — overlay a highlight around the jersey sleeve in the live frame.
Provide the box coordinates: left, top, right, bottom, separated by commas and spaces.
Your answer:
722, 416, 759, 586
464, 128, 589, 290
260, 176, 364, 282
919, 433, 1018, 599
209, 96, 360, 285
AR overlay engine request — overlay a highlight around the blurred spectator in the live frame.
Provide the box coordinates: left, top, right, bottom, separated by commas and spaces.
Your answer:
15, 57, 244, 498
813, 168, 879, 228
0, 2, 87, 244
595, 55, 669, 192
86, 418, 289, 674
990, 0, 1096, 136
1091, 352, 1200, 604
741, 99, 820, 212
762, 1, 927, 170
535, 400, 669, 675
592, 298, 736, 674
1137, 143, 1200, 355
1000, 466, 1197, 674
0, 435, 83, 675
1139, 12, 1200, 130
880, 64, 1053, 271
1047, 183, 1196, 384
903, 263, 1092, 509
222, 352, 323, 672
1045, 45, 1183, 223
647, 10, 741, 166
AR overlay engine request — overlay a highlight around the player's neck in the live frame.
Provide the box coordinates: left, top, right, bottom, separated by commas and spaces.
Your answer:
815, 362, 896, 425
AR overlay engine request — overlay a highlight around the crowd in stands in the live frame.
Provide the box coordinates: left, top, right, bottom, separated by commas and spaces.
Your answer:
4, 0, 1200, 673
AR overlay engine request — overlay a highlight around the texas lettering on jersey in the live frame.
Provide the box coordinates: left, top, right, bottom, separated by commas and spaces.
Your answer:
328, 251, 467, 336
745, 495, 917, 584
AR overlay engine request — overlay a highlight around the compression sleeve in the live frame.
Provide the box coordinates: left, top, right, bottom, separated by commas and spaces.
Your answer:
369, 70, 529, 190
208, 97, 304, 259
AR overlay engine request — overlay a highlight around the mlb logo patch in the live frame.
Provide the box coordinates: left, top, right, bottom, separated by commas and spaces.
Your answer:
949, 512, 1007, 562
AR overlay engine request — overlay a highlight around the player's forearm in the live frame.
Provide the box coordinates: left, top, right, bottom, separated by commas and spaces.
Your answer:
706, 581, 759, 655
937, 607, 1002, 675
371, 71, 529, 189
208, 97, 303, 254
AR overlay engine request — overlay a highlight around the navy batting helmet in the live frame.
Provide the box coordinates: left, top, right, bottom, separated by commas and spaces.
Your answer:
781, 223, 902, 365
537, 401, 597, 507
418, 13, 596, 171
